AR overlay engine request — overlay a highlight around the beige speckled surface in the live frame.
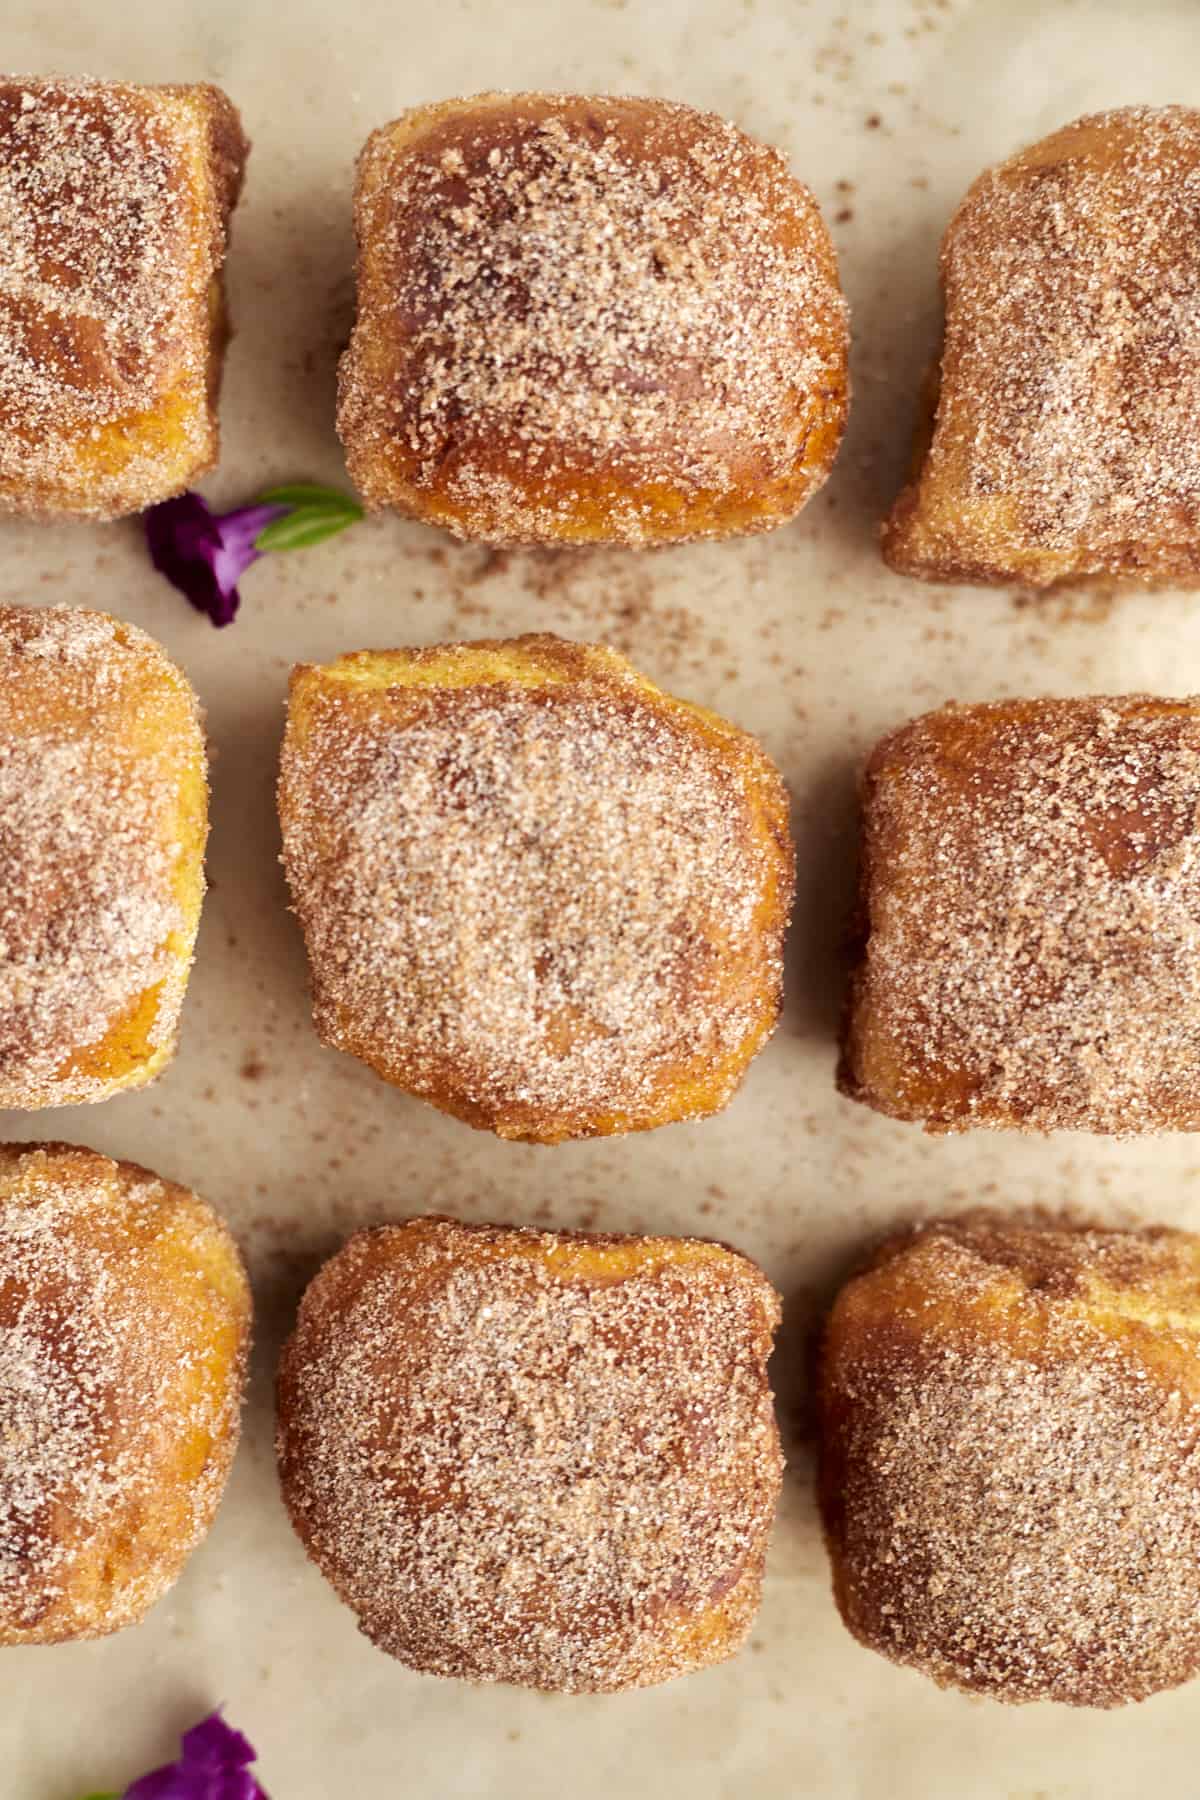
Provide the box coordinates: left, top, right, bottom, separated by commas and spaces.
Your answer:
5, 1, 1200, 1794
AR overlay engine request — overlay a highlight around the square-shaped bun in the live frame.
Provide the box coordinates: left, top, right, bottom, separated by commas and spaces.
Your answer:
884, 107, 1200, 587
0, 75, 248, 519
0, 1141, 250, 1645
0, 606, 208, 1107
278, 633, 794, 1142
277, 1216, 783, 1692
819, 1215, 1200, 1706
337, 91, 848, 546
840, 696, 1200, 1133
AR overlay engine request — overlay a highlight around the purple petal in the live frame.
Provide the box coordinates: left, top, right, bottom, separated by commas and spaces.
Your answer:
142, 495, 287, 629
122, 1709, 267, 1799
143, 494, 235, 627
124, 1769, 262, 1800
208, 504, 287, 608
179, 1713, 257, 1770
214, 503, 287, 557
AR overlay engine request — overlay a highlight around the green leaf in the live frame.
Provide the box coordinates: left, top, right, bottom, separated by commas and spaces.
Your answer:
78, 1791, 119, 1798
253, 486, 364, 553
254, 509, 359, 551
257, 483, 359, 507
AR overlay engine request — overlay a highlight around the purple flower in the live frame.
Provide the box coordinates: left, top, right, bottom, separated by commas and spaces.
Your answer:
143, 484, 364, 627
120, 1709, 268, 1799
143, 494, 286, 627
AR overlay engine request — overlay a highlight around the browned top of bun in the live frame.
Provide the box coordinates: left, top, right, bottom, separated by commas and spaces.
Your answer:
0, 604, 207, 1107
279, 634, 793, 1141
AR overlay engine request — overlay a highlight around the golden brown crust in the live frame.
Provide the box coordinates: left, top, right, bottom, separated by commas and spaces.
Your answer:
0, 1141, 251, 1644
0, 75, 248, 519
883, 106, 1200, 587
337, 91, 848, 546
276, 1215, 782, 1692
819, 1216, 1200, 1707
277, 633, 794, 1142
0, 605, 208, 1107
839, 695, 1200, 1134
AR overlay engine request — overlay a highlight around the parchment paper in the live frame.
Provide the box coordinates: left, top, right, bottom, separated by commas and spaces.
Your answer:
4, 2, 1199, 1794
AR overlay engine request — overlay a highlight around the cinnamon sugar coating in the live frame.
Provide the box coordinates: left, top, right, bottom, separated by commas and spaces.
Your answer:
276, 1216, 783, 1692
278, 634, 794, 1143
884, 107, 1200, 588
0, 604, 208, 1108
0, 1142, 251, 1645
337, 91, 848, 546
840, 696, 1200, 1134
0, 75, 248, 519
819, 1215, 1200, 1707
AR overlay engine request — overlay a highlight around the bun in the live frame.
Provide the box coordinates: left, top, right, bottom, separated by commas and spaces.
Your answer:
0, 1142, 250, 1644
277, 1215, 782, 1691
278, 633, 794, 1141
884, 107, 1200, 587
819, 1215, 1200, 1706
840, 695, 1200, 1133
338, 91, 847, 546
0, 605, 207, 1108
0, 75, 247, 518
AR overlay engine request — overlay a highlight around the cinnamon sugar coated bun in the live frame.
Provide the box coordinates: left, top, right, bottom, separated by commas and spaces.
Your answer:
0, 75, 247, 519
819, 1215, 1200, 1707
884, 107, 1200, 587
0, 606, 208, 1107
840, 695, 1200, 1134
276, 1215, 783, 1692
0, 1143, 251, 1645
336, 91, 848, 546
278, 634, 794, 1142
